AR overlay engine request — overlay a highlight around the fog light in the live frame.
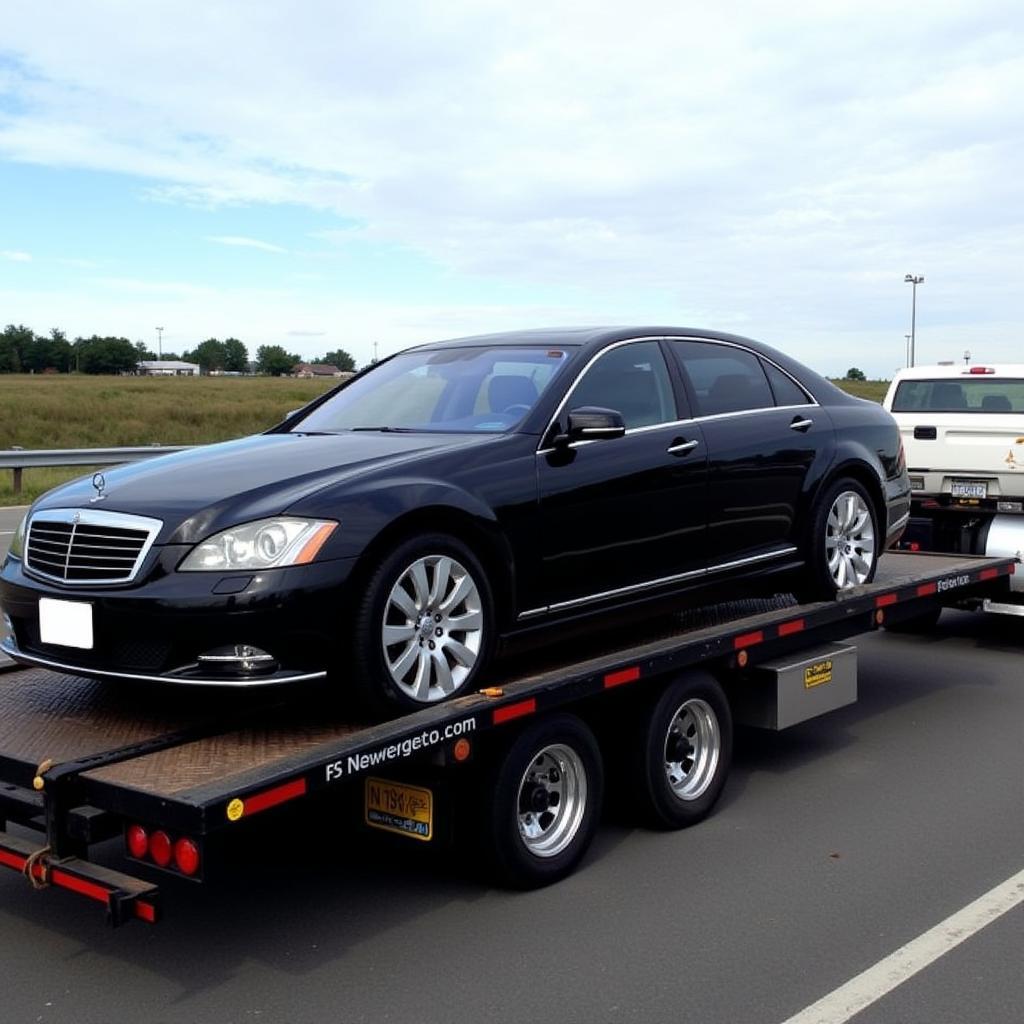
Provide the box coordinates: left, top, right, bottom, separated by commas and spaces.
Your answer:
197, 644, 277, 674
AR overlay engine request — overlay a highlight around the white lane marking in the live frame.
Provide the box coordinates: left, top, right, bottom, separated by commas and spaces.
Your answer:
780, 868, 1024, 1024
0, 530, 14, 536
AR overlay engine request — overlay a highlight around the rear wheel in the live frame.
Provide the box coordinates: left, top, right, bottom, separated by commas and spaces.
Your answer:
479, 714, 603, 888
351, 533, 494, 714
628, 672, 733, 829
801, 478, 879, 600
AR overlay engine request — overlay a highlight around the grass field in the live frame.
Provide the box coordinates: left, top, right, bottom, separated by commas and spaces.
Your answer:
1, 375, 336, 506
0, 373, 891, 507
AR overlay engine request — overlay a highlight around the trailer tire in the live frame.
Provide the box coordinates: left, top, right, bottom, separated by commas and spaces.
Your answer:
629, 672, 732, 830
481, 713, 603, 889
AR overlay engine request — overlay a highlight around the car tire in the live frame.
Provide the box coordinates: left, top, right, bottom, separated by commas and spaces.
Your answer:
351, 533, 494, 714
800, 477, 880, 600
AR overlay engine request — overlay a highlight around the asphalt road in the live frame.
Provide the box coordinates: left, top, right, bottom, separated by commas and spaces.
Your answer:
0, 602, 1021, 1024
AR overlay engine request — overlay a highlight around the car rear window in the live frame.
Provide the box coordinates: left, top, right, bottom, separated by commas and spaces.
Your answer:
891, 379, 1024, 413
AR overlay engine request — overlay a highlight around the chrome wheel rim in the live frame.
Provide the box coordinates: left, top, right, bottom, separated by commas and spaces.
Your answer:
826, 490, 876, 589
517, 743, 587, 858
381, 554, 483, 703
664, 698, 720, 801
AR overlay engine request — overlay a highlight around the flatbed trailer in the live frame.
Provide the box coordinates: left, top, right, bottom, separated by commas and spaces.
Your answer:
0, 552, 1016, 926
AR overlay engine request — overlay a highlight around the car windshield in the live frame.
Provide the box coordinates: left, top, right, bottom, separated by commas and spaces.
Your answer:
892, 378, 1024, 413
292, 346, 570, 433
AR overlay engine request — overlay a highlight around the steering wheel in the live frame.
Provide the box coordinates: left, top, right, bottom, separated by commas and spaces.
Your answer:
501, 404, 532, 417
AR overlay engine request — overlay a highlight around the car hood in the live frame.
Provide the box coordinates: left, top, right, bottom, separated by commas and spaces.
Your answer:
35, 431, 496, 542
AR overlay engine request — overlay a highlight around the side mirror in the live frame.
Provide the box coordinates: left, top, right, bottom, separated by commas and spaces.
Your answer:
564, 406, 627, 443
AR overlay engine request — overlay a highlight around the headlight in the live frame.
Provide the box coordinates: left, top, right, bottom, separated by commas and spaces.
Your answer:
179, 518, 337, 572
7, 514, 27, 560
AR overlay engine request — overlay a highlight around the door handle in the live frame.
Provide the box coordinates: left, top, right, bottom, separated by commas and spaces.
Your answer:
790, 417, 813, 432
667, 439, 699, 456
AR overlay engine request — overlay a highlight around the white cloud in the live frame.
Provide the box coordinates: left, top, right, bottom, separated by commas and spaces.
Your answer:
1, 250, 32, 262
207, 235, 288, 253
2, 0, 1024, 371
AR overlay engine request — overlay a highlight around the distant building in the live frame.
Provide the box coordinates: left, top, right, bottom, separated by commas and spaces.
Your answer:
293, 363, 348, 378
137, 360, 200, 377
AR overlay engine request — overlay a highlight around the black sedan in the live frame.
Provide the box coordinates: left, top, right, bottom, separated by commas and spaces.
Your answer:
1, 327, 910, 712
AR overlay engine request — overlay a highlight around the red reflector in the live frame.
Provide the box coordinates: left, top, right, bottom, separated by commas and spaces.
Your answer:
126, 825, 148, 860
493, 698, 537, 725
967, 366, 995, 374
243, 778, 308, 816
916, 582, 937, 597
50, 868, 110, 905
149, 830, 172, 868
979, 567, 999, 581
909, 542, 921, 552
733, 630, 764, 650
173, 837, 201, 877
604, 666, 640, 688
777, 619, 805, 637
134, 901, 158, 924
875, 594, 898, 608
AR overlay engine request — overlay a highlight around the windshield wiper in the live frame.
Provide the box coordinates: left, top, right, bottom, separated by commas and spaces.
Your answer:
349, 426, 417, 433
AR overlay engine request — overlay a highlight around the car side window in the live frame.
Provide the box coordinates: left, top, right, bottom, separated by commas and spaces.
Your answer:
762, 360, 812, 406
565, 341, 676, 429
670, 341, 774, 417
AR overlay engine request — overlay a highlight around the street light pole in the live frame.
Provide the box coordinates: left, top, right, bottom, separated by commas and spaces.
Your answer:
904, 334, 911, 368
155, 326, 164, 359
904, 274, 924, 366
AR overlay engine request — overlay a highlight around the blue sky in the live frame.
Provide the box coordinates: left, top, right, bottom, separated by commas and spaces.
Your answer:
2, 0, 1023, 374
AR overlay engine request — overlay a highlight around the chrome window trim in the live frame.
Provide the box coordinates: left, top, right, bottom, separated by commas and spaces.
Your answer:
25, 507, 163, 586
536, 335, 819, 455
517, 545, 799, 619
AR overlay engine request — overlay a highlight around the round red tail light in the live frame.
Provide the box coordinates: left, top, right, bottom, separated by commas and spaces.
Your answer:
149, 830, 173, 867
173, 837, 201, 877
126, 825, 149, 860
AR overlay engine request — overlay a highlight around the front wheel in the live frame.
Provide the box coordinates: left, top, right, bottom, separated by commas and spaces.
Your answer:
351, 533, 494, 714
801, 478, 879, 600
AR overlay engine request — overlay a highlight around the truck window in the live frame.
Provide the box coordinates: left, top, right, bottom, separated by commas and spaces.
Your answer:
892, 379, 1024, 413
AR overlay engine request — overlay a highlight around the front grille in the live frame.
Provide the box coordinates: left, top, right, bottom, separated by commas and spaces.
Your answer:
25, 508, 162, 585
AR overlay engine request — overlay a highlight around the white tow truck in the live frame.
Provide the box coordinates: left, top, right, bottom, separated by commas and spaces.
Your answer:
883, 362, 1024, 616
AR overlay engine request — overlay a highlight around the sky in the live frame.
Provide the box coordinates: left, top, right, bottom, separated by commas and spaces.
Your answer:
1, 0, 1022, 377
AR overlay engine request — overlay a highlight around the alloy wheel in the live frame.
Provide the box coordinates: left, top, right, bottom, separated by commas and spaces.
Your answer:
825, 490, 876, 589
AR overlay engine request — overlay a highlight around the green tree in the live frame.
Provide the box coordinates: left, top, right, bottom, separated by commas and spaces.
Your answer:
845, 367, 867, 381
135, 341, 157, 361
256, 344, 300, 376
188, 338, 228, 372
322, 348, 356, 372
223, 337, 249, 372
0, 324, 33, 372
75, 335, 140, 374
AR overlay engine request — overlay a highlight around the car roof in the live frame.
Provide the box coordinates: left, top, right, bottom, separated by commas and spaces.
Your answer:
892, 363, 1024, 380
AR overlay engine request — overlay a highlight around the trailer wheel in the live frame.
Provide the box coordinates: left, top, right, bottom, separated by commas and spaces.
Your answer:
481, 713, 603, 888
630, 672, 732, 829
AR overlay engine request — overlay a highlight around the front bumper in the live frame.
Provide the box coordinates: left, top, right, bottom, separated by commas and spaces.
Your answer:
0, 552, 356, 686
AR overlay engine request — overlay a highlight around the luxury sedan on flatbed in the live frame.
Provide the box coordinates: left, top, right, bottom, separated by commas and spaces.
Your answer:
1, 327, 910, 712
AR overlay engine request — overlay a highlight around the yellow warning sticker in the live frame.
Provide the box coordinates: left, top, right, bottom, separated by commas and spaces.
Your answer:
805, 660, 833, 688
226, 798, 245, 822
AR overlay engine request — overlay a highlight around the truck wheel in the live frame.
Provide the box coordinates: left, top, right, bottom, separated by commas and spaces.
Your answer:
629, 672, 732, 829
801, 477, 879, 599
481, 713, 603, 888
351, 533, 494, 714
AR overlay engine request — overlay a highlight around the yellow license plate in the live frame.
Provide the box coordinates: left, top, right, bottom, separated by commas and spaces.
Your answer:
365, 778, 433, 842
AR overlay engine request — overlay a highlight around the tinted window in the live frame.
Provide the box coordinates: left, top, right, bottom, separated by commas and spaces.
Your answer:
892, 378, 1024, 413
566, 341, 675, 429
671, 341, 773, 416
295, 346, 569, 433
763, 361, 812, 406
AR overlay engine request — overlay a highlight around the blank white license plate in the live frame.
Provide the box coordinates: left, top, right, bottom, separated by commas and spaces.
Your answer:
951, 480, 987, 499
38, 598, 94, 649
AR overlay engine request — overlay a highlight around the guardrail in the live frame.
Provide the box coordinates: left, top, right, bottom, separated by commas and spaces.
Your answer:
1, 445, 193, 495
